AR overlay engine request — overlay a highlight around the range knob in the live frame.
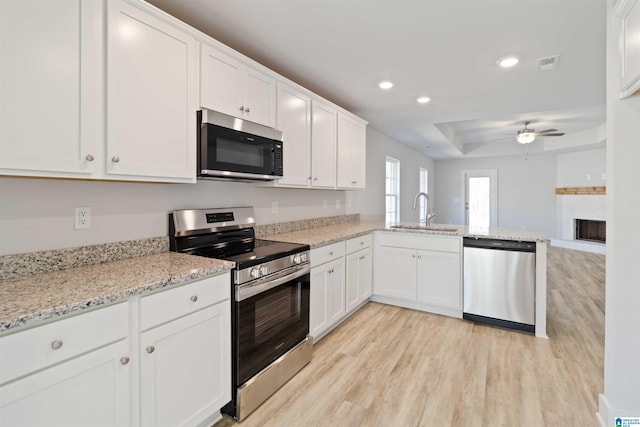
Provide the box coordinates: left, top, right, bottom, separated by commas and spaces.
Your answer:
259, 266, 268, 276
250, 267, 261, 279
293, 254, 302, 264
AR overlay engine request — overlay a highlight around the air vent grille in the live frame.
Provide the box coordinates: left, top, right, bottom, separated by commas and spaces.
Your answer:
537, 55, 560, 71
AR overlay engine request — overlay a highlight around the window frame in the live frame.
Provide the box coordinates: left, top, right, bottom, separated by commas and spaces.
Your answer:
385, 157, 400, 225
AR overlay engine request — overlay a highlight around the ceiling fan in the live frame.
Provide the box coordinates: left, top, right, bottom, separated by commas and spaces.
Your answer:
514, 121, 565, 144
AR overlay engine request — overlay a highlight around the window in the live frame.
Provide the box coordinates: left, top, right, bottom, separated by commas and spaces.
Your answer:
385, 157, 400, 224
419, 168, 429, 224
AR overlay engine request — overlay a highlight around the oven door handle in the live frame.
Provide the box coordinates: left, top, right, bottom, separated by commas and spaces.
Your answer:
236, 264, 310, 301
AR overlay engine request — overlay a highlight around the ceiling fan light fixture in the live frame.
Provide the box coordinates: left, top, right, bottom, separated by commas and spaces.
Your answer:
497, 56, 519, 68
517, 130, 536, 144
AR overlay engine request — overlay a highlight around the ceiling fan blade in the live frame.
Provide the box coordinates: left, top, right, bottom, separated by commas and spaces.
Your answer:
538, 132, 565, 136
535, 129, 558, 134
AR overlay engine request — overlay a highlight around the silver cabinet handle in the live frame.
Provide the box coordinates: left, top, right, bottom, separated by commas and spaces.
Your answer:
352, 181, 357, 184
146, 345, 155, 354
190, 295, 198, 302
360, 242, 364, 245
85, 154, 94, 161
112, 156, 120, 163
51, 340, 63, 350
412, 254, 416, 258
239, 106, 245, 112
245, 107, 250, 113
120, 356, 130, 365
313, 178, 318, 181
307, 176, 312, 181
329, 251, 333, 256
360, 256, 365, 260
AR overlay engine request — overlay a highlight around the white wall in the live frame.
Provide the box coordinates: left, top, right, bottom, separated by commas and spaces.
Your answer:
556, 148, 606, 187
0, 177, 348, 255
356, 127, 435, 222
434, 153, 557, 238
598, 0, 640, 422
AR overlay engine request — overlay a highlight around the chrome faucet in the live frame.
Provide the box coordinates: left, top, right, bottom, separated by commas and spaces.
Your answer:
412, 192, 436, 227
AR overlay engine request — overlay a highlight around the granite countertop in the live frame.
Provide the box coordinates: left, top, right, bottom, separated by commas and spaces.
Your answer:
261, 219, 550, 248
0, 252, 234, 333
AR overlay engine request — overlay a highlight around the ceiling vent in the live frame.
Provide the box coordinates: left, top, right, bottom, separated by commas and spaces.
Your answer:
537, 55, 560, 71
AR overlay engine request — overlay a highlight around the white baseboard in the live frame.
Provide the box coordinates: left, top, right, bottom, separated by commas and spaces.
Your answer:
551, 239, 606, 254
598, 393, 640, 426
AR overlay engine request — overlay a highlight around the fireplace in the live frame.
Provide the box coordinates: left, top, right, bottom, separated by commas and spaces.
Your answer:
575, 219, 606, 243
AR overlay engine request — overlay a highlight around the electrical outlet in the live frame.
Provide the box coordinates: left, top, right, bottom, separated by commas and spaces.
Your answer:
272, 201, 278, 214
75, 207, 91, 230
323, 200, 328, 209
335, 199, 341, 209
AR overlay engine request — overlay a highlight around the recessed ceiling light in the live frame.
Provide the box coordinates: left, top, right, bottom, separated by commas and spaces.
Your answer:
497, 56, 519, 68
417, 96, 431, 104
378, 81, 394, 90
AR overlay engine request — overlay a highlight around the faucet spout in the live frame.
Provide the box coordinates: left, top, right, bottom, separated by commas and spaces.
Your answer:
412, 192, 434, 226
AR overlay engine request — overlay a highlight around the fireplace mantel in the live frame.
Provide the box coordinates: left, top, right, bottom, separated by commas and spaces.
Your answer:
555, 186, 606, 195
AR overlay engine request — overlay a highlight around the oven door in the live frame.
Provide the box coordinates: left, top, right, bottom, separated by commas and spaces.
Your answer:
234, 264, 310, 386
200, 122, 282, 180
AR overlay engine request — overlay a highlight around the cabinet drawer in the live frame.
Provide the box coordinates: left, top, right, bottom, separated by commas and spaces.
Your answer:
346, 234, 372, 254
140, 273, 230, 330
376, 232, 461, 253
0, 302, 128, 385
310, 241, 345, 267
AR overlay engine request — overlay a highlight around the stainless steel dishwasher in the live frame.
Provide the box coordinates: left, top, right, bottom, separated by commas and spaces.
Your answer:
463, 237, 536, 333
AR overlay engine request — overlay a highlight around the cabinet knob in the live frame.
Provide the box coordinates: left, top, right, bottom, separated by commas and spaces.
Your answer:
85, 154, 94, 161
50, 340, 63, 350
190, 295, 198, 302
112, 156, 120, 163
360, 256, 365, 260
146, 345, 155, 354
360, 242, 364, 245
352, 181, 357, 185
120, 356, 130, 365
245, 107, 250, 113
329, 251, 333, 256
307, 176, 312, 181
412, 254, 416, 258
239, 106, 245, 112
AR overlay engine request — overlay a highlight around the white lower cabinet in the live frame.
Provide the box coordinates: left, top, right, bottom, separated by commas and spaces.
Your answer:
345, 235, 373, 314
309, 242, 346, 341
373, 232, 462, 317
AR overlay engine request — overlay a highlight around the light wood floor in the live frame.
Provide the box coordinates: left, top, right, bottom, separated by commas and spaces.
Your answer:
215, 246, 605, 427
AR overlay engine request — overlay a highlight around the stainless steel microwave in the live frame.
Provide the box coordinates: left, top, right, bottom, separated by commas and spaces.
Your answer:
198, 110, 283, 181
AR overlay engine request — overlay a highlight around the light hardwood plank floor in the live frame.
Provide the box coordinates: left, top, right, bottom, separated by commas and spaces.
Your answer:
215, 246, 605, 426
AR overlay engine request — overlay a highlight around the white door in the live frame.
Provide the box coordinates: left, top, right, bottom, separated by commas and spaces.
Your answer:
276, 83, 311, 186
0, 0, 101, 176
416, 250, 461, 309
200, 44, 243, 118
243, 66, 277, 127
106, 1, 197, 182
310, 265, 330, 339
140, 303, 230, 427
326, 258, 346, 325
311, 100, 337, 188
376, 246, 417, 300
0, 340, 130, 427
463, 169, 498, 230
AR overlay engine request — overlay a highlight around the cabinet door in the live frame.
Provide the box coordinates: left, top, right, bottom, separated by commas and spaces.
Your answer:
346, 247, 372, 313
276, 83, 311, 186
106, 1, 196, 182
417, 250, 461, 309
0, 340, 130, 427
617, 0, 640, 97
376, 246, 417, 300
140, 302, 230, 427
0, 0, 101, 177
244, 66, 277, 127
311, 101, 337, 188
326, 258, 346, 325
337, 112, 366, 189
310, 265, 330, 339
200, 45, 243, 118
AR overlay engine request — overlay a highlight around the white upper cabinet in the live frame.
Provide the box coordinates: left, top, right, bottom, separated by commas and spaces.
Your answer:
616, 0, 640, 98
337, 112, 366, 189
201, 44, 277, 128
106, 0, 197, 182
276, 82, 312, 186
311, 100, 338, 188
0, 0, 102, 177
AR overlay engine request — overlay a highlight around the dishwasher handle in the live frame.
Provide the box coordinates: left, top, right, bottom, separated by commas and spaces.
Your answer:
463, 237, 536, 252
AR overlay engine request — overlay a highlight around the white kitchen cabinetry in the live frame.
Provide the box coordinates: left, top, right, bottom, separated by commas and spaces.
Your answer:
345, 235, 372, 313
337, 112, 367, 189
616, 0, 640, 98
0, 303, 130, 427
276, 83, 312, 186
310, 242, 346, 340
106, 0, 197, 182
373, 232, 462, 318
139, 274, 231, 427
201, 44, 277, 128
0, 0, 102, 178
311, 100, 338, 188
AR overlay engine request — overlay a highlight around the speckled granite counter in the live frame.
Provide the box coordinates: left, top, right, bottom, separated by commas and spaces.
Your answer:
261, 219, 550, 248
0, 252, 234, 333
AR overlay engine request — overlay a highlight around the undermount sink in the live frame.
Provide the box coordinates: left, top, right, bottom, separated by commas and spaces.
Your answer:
389, 225, 458, 233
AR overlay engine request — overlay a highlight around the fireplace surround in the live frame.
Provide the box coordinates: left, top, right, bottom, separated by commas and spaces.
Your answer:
575, 218, 606, 243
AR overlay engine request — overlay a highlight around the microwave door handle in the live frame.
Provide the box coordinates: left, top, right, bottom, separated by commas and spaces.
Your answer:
236, 264, 310, 301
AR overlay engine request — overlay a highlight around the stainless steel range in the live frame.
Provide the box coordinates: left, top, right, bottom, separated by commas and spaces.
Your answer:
169, 207, 312, 421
